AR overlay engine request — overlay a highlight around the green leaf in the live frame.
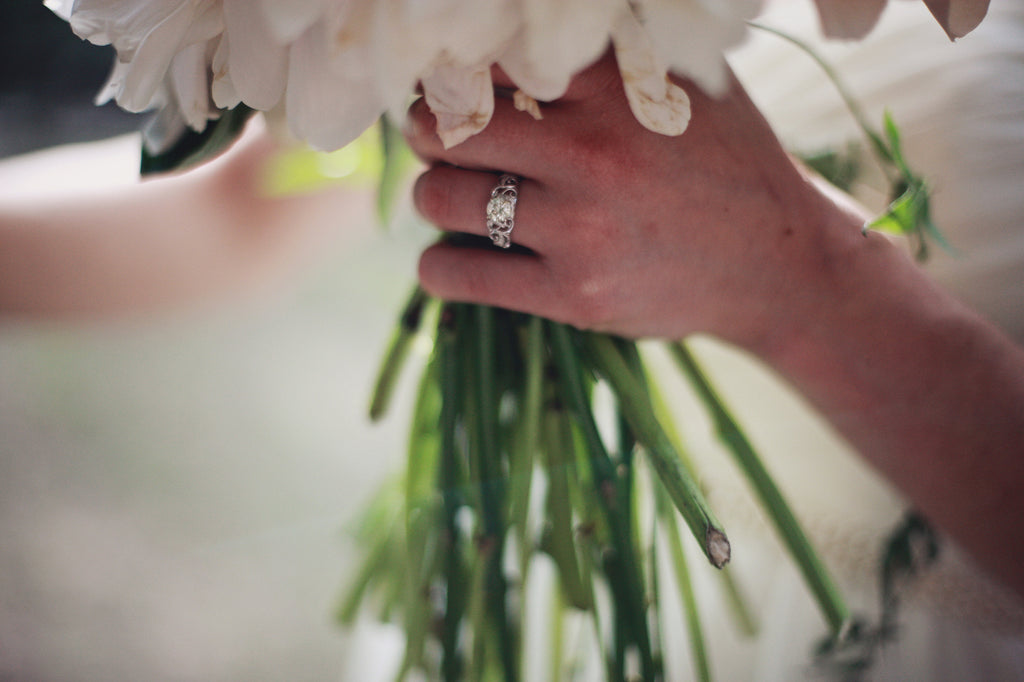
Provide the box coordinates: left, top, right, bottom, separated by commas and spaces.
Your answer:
882, 110, 903, 159
751, 23, 953, 261
800, 146, 862, 193
867, 184, 919, 236
140, 105, 254, 175
377, 116, 416, 226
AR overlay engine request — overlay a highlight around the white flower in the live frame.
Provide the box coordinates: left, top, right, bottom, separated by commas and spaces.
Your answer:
45, 0, 989, 154
610, 9, 693, 137
631, 0, 762, 96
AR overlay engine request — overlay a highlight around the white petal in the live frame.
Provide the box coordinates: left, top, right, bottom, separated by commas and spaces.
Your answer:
77, 1, 222, 114
611, 10, 691, 137
63, 0, 192, 50
285, 22, 384, 151
210, 33, 242, 109
371, 0, 518, 113
495, 46, 570, 102
432, 0, 519, 67
498, 0, 618, 101
257, 0, 338, 44
142, 103, 188, 155
636, 0, 760, 96
169, 40, 213, 131
115, 2, 200, 112
368, 1, 439, 114
43, 0, 74, 21
422, 62, 495, 149
94, 59, 130, 107
223, 0, 289, 110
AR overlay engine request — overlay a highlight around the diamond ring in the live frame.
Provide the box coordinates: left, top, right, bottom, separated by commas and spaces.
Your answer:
486, 174, 520, 249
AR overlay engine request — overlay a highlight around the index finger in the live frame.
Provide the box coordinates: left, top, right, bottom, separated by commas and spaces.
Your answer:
404, 95, 556, 178
493, 49, 623, 103
558, 50, 625, 102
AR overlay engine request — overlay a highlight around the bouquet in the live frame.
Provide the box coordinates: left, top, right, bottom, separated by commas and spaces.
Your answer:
48, 0, 989, 679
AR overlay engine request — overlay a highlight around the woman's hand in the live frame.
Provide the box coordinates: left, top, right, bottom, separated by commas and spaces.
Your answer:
404, 53, 862, 353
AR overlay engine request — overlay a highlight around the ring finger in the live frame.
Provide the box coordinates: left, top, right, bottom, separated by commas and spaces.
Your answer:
413, 164, 551, 251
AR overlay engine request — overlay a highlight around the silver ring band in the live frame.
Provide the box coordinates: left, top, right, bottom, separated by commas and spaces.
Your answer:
486, 174, 520, 249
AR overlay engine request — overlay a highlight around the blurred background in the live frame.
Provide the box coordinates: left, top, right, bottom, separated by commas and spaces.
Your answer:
1, 4, 423, 680
0, 2, 143, 156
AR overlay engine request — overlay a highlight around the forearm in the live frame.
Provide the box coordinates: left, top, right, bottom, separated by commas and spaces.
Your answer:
0, 183, 255, 318
760, 217, 1024, 595
0, 140, 361, 320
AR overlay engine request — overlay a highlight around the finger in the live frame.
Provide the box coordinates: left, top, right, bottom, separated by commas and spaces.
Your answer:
492, 49, 622, 103
413, 166, 550, 250
404, 94, 554, 177
418, 241, 562, 317
557, 50, 624, 103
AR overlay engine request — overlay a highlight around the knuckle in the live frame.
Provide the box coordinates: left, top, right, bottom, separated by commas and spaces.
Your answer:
558, 198, 623, 265
554, 268, 622, 332
565, 51, 620, 100
561, 127, 633, 195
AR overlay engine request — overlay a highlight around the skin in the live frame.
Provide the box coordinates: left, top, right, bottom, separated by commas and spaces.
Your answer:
0, 124, 368, 320
405, 54, 1024, 598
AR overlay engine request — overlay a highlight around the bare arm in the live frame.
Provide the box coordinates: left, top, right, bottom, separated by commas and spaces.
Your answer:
763, 189, 1024, 598
0, 127, 368, 320
402, 55, 1024, 597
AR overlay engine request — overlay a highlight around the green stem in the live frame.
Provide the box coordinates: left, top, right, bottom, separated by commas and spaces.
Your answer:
438, 305, 466, 682
646, 365, 759, 637
645, 497, 666, 679
550, 589, 567, 682
396, 355, 445, 678
748, 22, 895, 177
470, 306, 517, 681
668, 342, 851, 637
541, 409, 595, 610
547, 323, 656, 681
584, 334, 730, 569
369, 287, 431, 421
511, 316, 544, 578
656, 484, 712, 682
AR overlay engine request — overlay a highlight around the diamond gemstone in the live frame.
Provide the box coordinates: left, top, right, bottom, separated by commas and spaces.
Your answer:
488, 195, 514, 222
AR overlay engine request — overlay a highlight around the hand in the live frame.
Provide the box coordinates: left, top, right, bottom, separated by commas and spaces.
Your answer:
404, 53, 863, 352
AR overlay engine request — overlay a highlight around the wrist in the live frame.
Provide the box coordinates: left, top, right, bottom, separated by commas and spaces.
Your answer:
749, 203, 981, 434
723, 164, 873, 361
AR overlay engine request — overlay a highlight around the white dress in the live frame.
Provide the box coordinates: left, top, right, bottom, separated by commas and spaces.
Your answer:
657, 1, 1024, 679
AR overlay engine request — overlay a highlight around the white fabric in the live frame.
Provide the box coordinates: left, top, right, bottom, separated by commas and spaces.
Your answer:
660, 0, 1024, 679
